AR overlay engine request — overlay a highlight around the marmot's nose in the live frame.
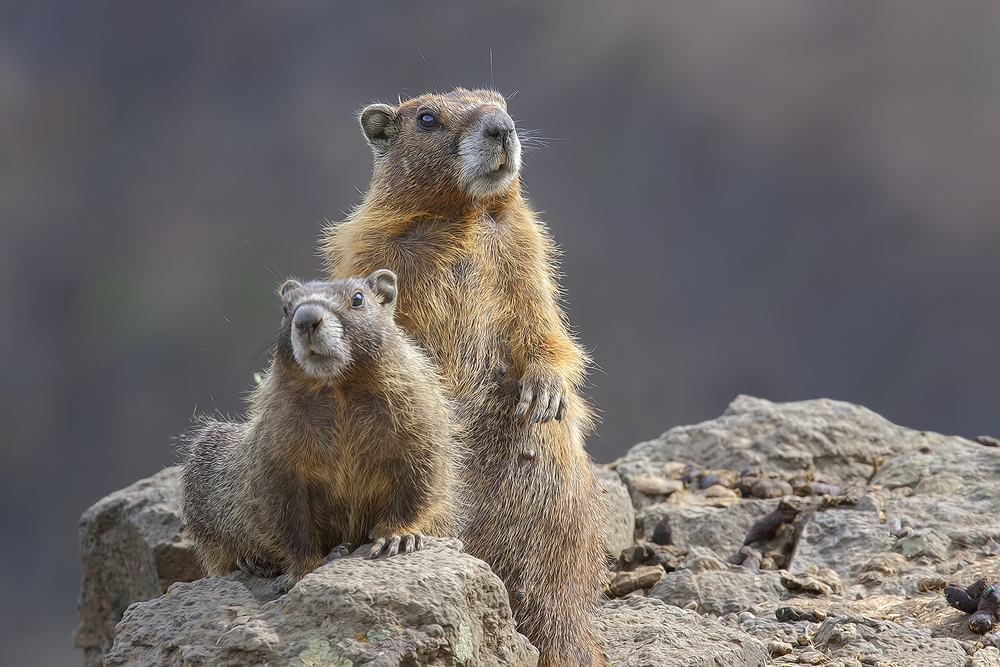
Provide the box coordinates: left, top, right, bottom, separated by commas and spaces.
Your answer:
481, 108, 515, 147
293, 305, 323, 337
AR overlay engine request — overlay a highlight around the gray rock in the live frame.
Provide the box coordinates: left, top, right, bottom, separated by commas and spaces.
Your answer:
876, 438, 1000, 556
595, 597, 771, 667
648, 566, 787, 616
812, 614, 967, 667
738, 616, 808, 645
74, 466, 202, 667
973, 647, 1000, 667
896, 527, 952, 562
788, 509, 895, 578
617, 395, 927, 506
593, 464, 636, 559
872, 436, 1000, 494
638, 499, 778, 558
884, 495, 1000, 551
105, 538, 538, 667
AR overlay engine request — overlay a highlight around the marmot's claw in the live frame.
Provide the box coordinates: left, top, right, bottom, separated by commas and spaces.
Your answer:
518, 374, 570, 424
370, 533, 421, 558
531, 388, 550, 423
323, 542, 351, 564
369, 538, 387, 558
515, 385, 534, 419
555, 393, 568, 421
237, 555, 281, 579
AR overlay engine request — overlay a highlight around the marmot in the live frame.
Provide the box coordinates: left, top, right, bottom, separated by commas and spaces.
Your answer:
322, 88, 609, 667
181, 271, 460, 581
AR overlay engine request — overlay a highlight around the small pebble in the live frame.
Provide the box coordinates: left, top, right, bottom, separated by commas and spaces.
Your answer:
969, 609, 996, 634
768, 640, 793, 657
680, 465, 701, 484
917, 576, 947, 592
752, 477, 793, 499
737, 611, 755, 623
975, 435, 1000, 447
650, 517, 671, 546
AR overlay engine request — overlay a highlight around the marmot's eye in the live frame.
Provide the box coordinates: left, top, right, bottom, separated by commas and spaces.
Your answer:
351, 293, 364, 308
417, 113, 439, 130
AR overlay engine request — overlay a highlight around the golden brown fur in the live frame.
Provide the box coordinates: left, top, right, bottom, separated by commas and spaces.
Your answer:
181, 272, 460, 581
321, 88, 609, 667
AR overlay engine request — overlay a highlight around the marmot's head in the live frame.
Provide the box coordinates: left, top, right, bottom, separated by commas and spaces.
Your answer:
277, 270, 398, 384
359, 88, 521, 212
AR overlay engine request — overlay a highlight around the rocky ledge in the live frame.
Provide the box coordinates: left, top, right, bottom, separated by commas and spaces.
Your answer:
76, 396, 1000, 666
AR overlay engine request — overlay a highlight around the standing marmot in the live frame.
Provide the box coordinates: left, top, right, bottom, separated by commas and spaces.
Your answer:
181, 271, 460, 582
322, 88, 608, 667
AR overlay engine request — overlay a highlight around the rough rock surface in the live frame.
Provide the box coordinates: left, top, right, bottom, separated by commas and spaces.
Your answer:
595, 597, 770, 667
74, 466, 202, 667
617, 395, 927, 506
593, 463, 636, 559
788, 509, 896, 578
606, 396, 1000, 667
647, 547, 788, 615
79, 396, 1000, 667
105, 538, 538, 667
811, 615, 966, 666
638, 499, 778, 558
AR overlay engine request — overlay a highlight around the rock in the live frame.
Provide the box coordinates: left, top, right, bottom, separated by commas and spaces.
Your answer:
974, 647, 1000, 667
682, 546, 731, 572
812, 614, 967, 667
633, 474, 684, 497
650, 515, 671, 545
856, 552, 909, 587
104, 538, 538, 667
648, 561, 787, 615
595, 596, 771, 667
638, 499, 779, 558
788, 509, 895, 579
607, 564, 665, 597
875, 438, 1000, 559
896, 527, 951, 562
873, 437, 1000, 493
781, 566, 843, 595
617, 396, 928, 506
768, 639, 793, 656
774, 606, 826, 623
74, 466, 202, 667
751, 477, 792, 499
593, 464, 636, 559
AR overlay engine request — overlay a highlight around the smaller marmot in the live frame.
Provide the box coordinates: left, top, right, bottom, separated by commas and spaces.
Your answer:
181, 270, 460, 581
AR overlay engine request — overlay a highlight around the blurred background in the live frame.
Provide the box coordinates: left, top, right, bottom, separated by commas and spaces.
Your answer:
2, 1, 999, 663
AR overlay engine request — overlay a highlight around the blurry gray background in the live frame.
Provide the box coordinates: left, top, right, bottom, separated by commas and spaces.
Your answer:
2, 1, 999, 663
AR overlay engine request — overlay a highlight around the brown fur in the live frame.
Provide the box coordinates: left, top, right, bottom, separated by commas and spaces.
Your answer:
321, 88, 609, 667
181, 273, 460, 581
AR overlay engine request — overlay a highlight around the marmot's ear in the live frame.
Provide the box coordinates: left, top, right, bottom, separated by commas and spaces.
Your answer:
360, 104, 399, 157
365, 269, 397, 312
279, 279, 302, 297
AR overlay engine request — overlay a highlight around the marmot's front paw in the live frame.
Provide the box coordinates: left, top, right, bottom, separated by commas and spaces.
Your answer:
322, 542, 351, 564
515, 370, 568, 423
369, 532, 423, 558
